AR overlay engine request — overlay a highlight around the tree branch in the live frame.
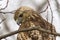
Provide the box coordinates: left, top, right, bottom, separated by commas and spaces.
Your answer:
0, 26, 60, 39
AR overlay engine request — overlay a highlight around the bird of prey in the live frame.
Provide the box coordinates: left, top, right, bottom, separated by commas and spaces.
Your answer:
14, 6, 56, 40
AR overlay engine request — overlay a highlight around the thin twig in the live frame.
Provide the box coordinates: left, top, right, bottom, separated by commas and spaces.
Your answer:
0, 11, 14, 14
0, 10, 17, 14
0, 13, 6, 24
0, 0, 9, 10
47, 0, 54, 33
40, 5, 48, 13
0, 18, 6, 24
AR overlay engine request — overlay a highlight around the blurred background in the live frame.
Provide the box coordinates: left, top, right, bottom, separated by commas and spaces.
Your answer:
0, 0, 60, 40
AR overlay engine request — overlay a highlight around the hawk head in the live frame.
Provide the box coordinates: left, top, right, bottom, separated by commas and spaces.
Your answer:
14, 6, 35, 25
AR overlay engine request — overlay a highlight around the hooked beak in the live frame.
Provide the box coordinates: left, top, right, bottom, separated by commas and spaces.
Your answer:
16, 18, 22, 25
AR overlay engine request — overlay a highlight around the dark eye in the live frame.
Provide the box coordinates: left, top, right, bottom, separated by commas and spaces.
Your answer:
19, 14, 23, 17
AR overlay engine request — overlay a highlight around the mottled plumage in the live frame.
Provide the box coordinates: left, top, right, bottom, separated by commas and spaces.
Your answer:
14, 6, 56, 40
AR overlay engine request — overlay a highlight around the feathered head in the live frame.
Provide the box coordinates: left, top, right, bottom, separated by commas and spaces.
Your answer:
14, 6, 34, 25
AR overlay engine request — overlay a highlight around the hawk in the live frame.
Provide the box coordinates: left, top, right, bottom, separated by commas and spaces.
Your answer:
14, 6, 56, 40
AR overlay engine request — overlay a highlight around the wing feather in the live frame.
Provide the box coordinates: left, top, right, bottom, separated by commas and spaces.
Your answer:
17, 10, 56, 40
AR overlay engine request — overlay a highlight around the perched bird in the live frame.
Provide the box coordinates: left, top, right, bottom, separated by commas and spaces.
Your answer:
14, 6, 56, 40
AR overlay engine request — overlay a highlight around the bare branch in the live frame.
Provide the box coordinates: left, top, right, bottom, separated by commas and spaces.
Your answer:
40, 5, 48, 13
0, 26, 60, 39
0, 14, 6, 24
0, 9, 17, 14
0, 11, 14, 14
47, 0, 54, 33
0, 0, 9, 10
0, 18, 6, 24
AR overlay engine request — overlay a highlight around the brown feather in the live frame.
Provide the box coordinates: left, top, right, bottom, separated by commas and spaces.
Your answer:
14, 6, 56, 40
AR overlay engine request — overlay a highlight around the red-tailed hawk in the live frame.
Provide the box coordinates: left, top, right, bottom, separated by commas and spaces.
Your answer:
14, 6, 56, 40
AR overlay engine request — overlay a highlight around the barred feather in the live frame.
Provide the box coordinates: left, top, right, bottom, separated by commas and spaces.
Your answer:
14, 6, 56, 40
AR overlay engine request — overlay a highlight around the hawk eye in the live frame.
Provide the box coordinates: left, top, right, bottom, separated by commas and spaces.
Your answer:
19, 14, 23, 17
